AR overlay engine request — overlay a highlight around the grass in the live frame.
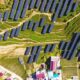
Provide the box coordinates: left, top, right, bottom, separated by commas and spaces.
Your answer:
0, 55, 27, 79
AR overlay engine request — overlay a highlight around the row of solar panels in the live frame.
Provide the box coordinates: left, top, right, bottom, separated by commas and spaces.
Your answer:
9, 0, 58, 20
0, 11, 9, 21
0, 0, 77, 21
24, 44, 56, 63
0, 17, 54, 41
59, 32, 80, 60
51, 0, 78, 22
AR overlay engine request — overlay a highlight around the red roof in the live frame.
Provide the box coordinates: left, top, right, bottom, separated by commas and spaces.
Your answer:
36, 73, 45, 79
0, 72, 3, 77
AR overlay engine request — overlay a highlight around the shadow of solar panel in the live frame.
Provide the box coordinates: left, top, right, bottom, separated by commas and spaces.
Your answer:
0, 35, 2, 40
44, 0, 52, 12
10, 28, 16, 38
78, 52, 80, 62
20, 0, 29, 18
21, 21, 28, 31
34, 0, 41, 9
24, 47, 31, 55
3, 11, 9, 21
65, 0, 73, 15
50, 0, 56, 12
27, 21, 34, 29
44, 44, 51, 53
32, 22, 39, 31
41, 24, 49, 34
39, 0, 47, 12
14, 0, 25, 20
47, 24, 54, 33
10, 0, 19, 19
33, 46, 42, 62
3, 31, 9, 41
14, 27, 21, 37
76, 50, 80, 57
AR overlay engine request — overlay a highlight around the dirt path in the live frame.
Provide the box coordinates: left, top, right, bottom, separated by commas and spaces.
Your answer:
66, 12, 80, 23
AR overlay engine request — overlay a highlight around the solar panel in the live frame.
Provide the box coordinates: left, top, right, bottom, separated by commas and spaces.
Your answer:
30, 46, 37, 55
33, 46, 42, 62
20, 0, 29, 18
41, 24, 49, 34
3, 31, 9, 41
39, 0, 47, 12
14, 27, 21, 37
44, 0, 52, 12
47, 24, 54, 33
62, 41, 70, 58
14, 0, 25, 20
10, 0, 19, 19
27, 21, 34, 29
65, 0, 73, 15
35, 0, 41, 9
21, 21, 28, 31
27, 55, 34, 63
39, 17, 46, 27
29, 0, 35, 9
0, 13, 2, 20
51, 0, 63, 22
59, 0, 69, 17
67, 33, 80, 60
50, 0, 56, 12
72, 1, 78, 12
32, 22, 39, 31
0, 35, 2, 40
59, 41, 66, 50
3, 11, 9, 21
10, 28, 16, 38
24, 47, 31, 55
44, 44, 51, 53
49, 44, 56, 52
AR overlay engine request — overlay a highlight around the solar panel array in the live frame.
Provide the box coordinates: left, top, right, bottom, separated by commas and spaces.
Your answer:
3, 11, 9, 21
14, 0, 25, 20
3, 31, 9, 41
72, 1, 78, 12
44, 44, 56, 53
0, 0, 77, 21
24, 43, 56, 63
27, 46, 42, 63
60, 33, 80, 60
10, 0, 19, 19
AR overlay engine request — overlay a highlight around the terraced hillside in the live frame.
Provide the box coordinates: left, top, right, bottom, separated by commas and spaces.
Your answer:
0, 0, 80, 80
